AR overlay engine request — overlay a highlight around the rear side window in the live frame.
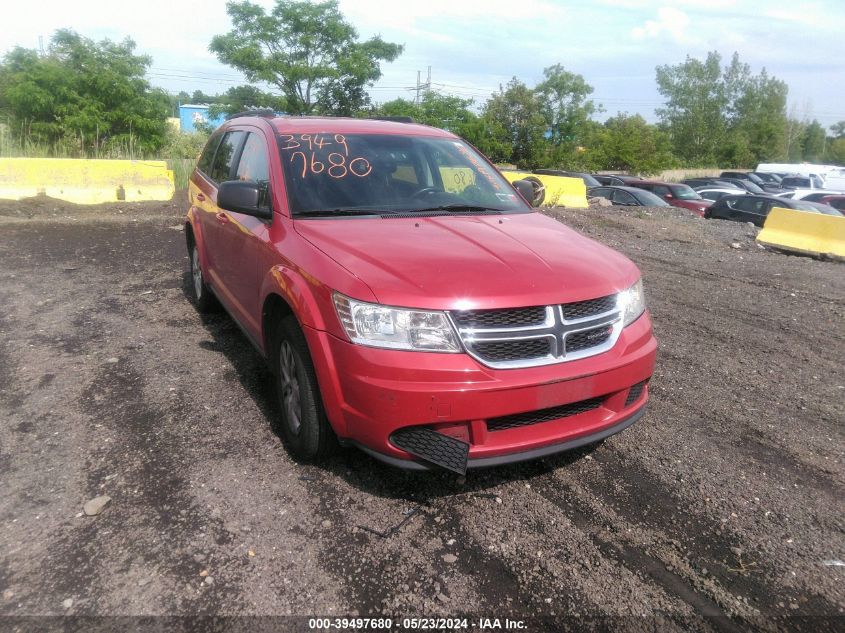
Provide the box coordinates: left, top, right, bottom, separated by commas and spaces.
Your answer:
197, 132, 223, 176
234, 132, 272, 210
210, 131, 246, 183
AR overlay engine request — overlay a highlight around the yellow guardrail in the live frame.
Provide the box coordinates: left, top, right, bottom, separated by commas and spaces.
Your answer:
757, 207, 845, 259
499, 171, 587, 208
0, 158, 175, 204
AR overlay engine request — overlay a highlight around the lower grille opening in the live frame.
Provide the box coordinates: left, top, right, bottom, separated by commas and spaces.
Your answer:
486, 396, 605, 432
625, 381, 647, 407
390, 427, 470, 474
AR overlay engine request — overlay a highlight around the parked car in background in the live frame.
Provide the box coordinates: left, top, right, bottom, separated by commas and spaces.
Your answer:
751, 172, 782, 185
776, 189, 844, 201
819, 195, 845, 211
594, 174, 643, 186
715, 178, 767, 194
587, 185, 671, 207
695, 187, 747, 202
705, 194, 842, 227
719, 171, 784, 193
681, 178, 743, 190
780, 175, 825, 190
533, 169, 601, 188
626, 180, 712, 216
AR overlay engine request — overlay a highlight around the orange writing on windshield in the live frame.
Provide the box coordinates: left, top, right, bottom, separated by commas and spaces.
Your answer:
280, 134, 368, 179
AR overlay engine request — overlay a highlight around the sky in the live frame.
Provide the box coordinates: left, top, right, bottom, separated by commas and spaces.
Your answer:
2, 0, 844, 128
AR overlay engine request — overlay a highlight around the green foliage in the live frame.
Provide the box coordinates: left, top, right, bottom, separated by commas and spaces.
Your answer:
830, 121, 845, 139
483, 78, 549, 169
0, 29, 169, 157
827, 138, 845, 164
372, 91, 511, 163
534, 64, 600, 160
210, 0, 402, 115
656, 51, 726, 165
656, 51, 790, 167
589, 114, 675, 175
801, 120, 826, 162
208, 84, 286, 118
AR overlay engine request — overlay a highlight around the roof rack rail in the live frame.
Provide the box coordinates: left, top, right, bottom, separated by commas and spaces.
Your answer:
225, 109, 277, 121
369, 116, 414, 124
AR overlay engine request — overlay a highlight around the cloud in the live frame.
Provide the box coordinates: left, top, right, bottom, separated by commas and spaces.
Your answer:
632, 7, 691, 42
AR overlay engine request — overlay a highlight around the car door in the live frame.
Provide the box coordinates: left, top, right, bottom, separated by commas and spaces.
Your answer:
214, 130, 274, 337
202, 130, 246, 290
611, 189, 637, 206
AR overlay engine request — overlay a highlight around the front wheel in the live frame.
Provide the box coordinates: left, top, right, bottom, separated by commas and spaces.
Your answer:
271, 316, 337, 461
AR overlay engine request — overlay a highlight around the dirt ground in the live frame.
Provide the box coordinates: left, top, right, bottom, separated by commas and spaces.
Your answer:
0, 194, 842, 631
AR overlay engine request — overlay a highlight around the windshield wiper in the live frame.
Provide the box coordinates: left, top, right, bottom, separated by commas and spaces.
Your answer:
406, 204, 505, 214
294, 208, 387, 217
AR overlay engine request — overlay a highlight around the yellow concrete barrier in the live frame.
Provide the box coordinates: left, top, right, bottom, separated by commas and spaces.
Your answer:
0, 158, 175, 204
757, 207, 845, 259
499, 170, 587, 208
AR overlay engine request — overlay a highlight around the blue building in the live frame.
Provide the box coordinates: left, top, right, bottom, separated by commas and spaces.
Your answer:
178, 104, 226, 133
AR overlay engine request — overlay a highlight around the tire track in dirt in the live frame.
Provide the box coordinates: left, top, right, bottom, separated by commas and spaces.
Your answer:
539, 448, 842, 619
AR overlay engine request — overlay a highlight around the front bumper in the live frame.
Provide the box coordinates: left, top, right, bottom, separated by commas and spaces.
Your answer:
303, 311, 657, 470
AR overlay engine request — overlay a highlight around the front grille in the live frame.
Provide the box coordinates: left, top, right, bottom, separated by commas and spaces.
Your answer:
450, 294, 621, 369
566, 326, 613, 353
473, 338, 552, 362
562, 295, 617, 321
625, 381, 647, 407
487, 397, 605, 431
452, 306, 547, 329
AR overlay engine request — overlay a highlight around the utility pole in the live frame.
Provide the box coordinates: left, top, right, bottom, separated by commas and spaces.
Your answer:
38, 36, 44, 56
415, 67, 432, 105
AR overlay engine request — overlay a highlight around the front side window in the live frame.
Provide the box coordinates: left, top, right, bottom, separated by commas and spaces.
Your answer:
277, 133, 529, 216
197, 131, 223, 176
210, 131, 245, 183
234, 132, 271, 209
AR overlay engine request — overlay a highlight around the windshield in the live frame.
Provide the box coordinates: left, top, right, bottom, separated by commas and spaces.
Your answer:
278, 133, 529, 216
670, 184, 702, 200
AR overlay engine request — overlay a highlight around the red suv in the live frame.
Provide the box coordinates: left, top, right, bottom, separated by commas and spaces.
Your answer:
628, 180, 712, 216
185, 114, 657, 474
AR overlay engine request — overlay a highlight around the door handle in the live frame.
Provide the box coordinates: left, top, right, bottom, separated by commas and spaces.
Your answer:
215, 212, 230, 224
196, 192, 206, 201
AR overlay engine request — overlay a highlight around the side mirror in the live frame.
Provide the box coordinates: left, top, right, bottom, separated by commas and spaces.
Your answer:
218, 180, 272, 219
512, 179, 537, 206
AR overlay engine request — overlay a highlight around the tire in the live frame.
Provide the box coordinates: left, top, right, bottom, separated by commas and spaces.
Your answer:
271, 315, 337, 461
525, 176, 546, 207
189, 242, 218, 313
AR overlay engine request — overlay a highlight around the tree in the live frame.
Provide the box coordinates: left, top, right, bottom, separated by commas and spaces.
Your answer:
656, 51, 790, 166
483, 78, 549, 168
208, 84, 286, 118
731, 68, 787, 163
802, 120, 826, 162
0, 29, 169, 156
655, 51, 726, 165
830, 121, 845, 139
210, 0, 402, 115
534, 64, 600, 165
589, 114, 675, 174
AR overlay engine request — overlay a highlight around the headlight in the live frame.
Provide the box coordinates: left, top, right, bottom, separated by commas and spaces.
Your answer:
618, 279, 646, 326
333, 293, 461, 352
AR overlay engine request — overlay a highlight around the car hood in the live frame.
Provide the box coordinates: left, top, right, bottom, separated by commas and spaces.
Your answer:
294, 212, 640, 310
